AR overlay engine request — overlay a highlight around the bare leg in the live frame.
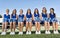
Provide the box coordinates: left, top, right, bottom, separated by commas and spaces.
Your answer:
26, 22, 29, 31
10, 22, 13, 32
21, 22, 23, 32
44, 21, 48, 31
13, 22, 16, 32
52, 22, 55, 31
5, 22, 8, 32
35, 22, 38, 31
37, 22, 40, 31
47, 22, 50, 31
2, 22, 5, 32
55, 22, 58, 31
29, 22, 32, 31
18, 22, 21, 32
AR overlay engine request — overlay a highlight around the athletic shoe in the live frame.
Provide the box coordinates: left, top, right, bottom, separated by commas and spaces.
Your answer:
26, 31, 29, 34
35, 31, 38, 34
18, 32, 21, 35
1, 32, 6, 35
10, 32, 15, 35
38, 31, 41, 34
18, 32, 23, 35
45, 31, 48, 34
47, 31, 51, 34
55, 31, 59, 34
20, 32, 23, 35
29, 31, 31, 34
10, 32, 13, 35
53, 31, 56, 34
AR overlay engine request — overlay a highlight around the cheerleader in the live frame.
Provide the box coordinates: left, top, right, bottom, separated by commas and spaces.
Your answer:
26, 9, 32, 34
10, 9, 18, 35
33, 8, 41, 34
48, 8, 59, 34
41, 7, 50, 34
1, 9, 10, 35
18, 9, 25, 35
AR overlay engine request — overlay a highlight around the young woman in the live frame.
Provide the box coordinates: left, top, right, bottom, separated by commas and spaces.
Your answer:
18, 9, 25, 35
48, 8, 59, 34
1, 9, 10, 35
26, 9, 32, 34
33, 8, 41, 34
10, 9, 18, 35
41, 7, 50, 34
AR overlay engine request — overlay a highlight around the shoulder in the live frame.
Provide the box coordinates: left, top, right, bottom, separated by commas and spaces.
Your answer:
15, 14, 17, 15
22, 14, 24, 16
22, 14, 24, 17
54, 13, 56, 16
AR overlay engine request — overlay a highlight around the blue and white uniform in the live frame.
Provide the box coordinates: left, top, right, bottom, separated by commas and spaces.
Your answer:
26, 13, 32, 22
18, 14, 24, 22
10, 14, 17, 22
3, 14, 10, 22
49, 13, 58, 22
34, 13, 40, 22
41, 13, 48, 22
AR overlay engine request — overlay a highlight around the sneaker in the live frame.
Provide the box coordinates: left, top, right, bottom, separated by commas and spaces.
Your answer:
20, 32, 23, 35
10, 32, 12, 35
18, 32, 21, 35
1, 32, 6, 35
47, 31, 51, 34
10, 32, 15, 35
38, 31, 41, 34
35, 31, 38, 34
26, 31, 29, 34
13, 32, 15, 35
56, 31, 59, 34
29, 31, 31, 34
53, 31, 56, 34
45, 31, 48, 34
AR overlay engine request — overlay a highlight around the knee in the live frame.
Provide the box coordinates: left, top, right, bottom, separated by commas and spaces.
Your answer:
45, 21, 47, 24
13, 22, 16, 25
26, 22, 28, 24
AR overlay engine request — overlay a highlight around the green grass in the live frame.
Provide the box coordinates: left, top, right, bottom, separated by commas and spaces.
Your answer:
0, 26, 60, 38
0, 34, 60, 38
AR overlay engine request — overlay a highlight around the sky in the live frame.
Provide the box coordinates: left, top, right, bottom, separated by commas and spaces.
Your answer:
0, 0, 60, 17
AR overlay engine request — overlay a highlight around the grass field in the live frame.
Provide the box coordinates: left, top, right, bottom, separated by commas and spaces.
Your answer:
0, 30, 60, 38
0, 34, 60, 38
0, 26, 60, 38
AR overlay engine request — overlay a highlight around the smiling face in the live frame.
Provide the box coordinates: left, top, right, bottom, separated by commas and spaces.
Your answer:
50, 8, 54, 13
42, 7, 47, 13
27, 9, 31, 14
20, 9, 23, 14
34, 8, 39, 14
6, 9, 9, 14
35, 9, 38, 13
13, 9, 16, 14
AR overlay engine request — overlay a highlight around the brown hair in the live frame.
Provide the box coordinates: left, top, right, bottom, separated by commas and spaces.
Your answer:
27, 9, 31, 14
12, 9, 17, 14
42, 7, 47, 13
34, 8, 39, 14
